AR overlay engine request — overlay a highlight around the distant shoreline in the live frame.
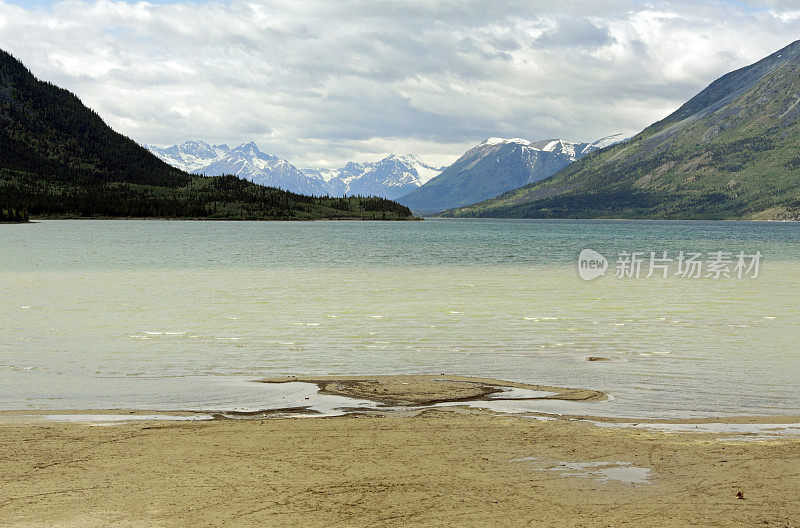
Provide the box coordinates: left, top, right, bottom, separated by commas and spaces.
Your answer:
10, 216, 799, 222
425, 215, 800, 222
14, 216, 423, 222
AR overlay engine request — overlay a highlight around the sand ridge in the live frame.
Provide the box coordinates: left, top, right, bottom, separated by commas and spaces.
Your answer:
257, 374, 607, 406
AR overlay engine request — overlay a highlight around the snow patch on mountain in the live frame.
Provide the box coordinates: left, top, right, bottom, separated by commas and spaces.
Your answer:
540, 139, 578, 158
579, 133, 629, 155
482, 137, 532, 147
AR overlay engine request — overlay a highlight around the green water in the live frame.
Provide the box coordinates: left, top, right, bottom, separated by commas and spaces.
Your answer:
1, 219, 799, 418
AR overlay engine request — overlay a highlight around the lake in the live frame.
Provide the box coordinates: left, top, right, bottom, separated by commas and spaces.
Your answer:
1, 219, 798, 418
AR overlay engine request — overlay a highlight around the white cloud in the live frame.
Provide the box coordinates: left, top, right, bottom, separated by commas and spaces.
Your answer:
1, 0, 799, 167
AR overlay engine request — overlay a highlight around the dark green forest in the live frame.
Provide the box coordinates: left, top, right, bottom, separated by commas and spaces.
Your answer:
0, 50, 414, 221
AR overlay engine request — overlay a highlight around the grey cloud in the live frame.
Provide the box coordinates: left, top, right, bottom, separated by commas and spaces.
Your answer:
534, 18, 613, 49
1, 0, 799, 167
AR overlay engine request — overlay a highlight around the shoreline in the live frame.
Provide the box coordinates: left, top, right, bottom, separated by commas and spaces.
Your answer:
2, 375, 798, 430
3, 408, 800, 430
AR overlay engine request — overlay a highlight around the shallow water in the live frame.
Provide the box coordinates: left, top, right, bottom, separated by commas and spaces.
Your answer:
511, 457, 652, 484
1, 219, 799, 418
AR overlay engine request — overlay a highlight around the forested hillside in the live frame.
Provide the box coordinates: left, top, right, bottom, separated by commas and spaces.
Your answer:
0, 50, 413, 220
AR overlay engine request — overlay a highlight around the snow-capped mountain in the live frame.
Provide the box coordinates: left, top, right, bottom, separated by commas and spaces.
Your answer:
191, 142, 329, 196
302, 154, 442, 200
147, 140, 230, 173
148, 140, 442, 198
397, 134, 627, 213
148, 136, 623, 207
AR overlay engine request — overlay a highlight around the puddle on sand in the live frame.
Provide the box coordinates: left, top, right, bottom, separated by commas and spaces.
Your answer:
511, 457, 652, 484
592, 464, 652, 484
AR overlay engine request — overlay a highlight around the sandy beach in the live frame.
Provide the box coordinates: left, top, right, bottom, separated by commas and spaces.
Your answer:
1, 376, 799, 527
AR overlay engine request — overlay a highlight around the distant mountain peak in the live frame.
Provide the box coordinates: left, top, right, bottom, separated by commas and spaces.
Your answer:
480, 137, 532, 147
229, 141, 266, 158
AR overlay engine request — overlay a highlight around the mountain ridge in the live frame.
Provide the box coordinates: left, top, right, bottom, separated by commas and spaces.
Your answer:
397, 134, 626, 213
441, 40, 800, 220
148, 140, 442, 199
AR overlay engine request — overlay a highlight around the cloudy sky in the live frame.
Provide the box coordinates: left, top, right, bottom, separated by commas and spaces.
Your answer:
1, 0, 800, 167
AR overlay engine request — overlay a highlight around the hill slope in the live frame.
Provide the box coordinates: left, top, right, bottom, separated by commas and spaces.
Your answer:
442, 40, 800, 220
397, 135, 623, 213
0, 50, 413, 220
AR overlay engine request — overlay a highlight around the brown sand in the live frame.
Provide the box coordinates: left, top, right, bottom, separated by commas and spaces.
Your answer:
1, 410, 798, 527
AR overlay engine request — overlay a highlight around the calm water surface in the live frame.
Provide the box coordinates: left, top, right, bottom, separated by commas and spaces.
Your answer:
1, 219, 798, 418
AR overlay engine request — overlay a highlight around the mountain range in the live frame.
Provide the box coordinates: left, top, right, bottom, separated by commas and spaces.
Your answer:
7, 35, 799, 221
0, 49, 414, 220
149, 135, 622, 210
148, 141, 442, 199
442, 40, 800, 220
396, 135, 625, 213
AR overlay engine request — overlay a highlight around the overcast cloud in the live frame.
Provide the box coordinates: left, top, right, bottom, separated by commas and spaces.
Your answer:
1, 0, 800, 167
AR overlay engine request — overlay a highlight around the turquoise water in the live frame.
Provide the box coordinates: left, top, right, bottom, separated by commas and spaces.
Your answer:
1, 219, 799, 418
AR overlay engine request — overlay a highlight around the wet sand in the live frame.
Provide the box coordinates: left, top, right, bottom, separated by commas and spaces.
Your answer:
1, 376, 799, 527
